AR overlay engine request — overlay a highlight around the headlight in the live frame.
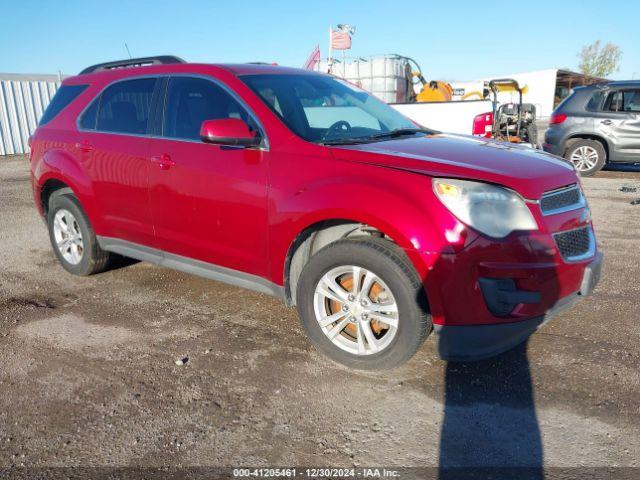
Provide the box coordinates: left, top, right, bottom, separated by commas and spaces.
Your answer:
433, 178, 537, 238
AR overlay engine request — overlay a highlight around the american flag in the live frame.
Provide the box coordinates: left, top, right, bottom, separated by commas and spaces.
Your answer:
330, 30, 352, 50
303, 45, 321, 70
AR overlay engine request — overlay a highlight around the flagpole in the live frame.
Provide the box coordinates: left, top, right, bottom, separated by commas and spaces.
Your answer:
328, 25, 333, 74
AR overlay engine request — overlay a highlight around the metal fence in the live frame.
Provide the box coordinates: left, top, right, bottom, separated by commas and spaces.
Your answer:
0, 73, 61, 156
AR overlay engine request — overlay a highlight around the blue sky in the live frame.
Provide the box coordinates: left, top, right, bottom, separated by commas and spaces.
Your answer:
1, 0, 638, 80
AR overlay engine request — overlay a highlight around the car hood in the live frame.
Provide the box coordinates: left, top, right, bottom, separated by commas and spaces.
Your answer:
330, 133, 577, 199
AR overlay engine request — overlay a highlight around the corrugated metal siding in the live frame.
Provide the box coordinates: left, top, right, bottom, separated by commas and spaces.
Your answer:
0, 75, 61, 156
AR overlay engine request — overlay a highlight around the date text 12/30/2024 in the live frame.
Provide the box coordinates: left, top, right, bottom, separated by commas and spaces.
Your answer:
233, 468, 401, 478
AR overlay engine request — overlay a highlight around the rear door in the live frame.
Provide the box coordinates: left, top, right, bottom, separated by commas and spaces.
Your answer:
594, 88, 640, 162
78, 77, 159, 246
146, 75, 270, 277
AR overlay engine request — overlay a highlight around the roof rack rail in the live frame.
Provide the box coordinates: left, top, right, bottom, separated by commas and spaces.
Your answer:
79, 55, 186, 75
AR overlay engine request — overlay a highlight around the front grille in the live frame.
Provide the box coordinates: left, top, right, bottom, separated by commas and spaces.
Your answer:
540, 184, 584, 215
553, 226, 594, 261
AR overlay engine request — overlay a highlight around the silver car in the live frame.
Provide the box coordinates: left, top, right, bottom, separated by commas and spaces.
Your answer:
544, 81, 640, 176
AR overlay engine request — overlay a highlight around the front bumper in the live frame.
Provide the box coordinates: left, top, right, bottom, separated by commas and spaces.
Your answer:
433, 251, 603, 361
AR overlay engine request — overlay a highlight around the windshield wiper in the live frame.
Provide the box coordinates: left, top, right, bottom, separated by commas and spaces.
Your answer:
319, 128, 434, 146
366, 128, 433, 140
319, 138, 373, 146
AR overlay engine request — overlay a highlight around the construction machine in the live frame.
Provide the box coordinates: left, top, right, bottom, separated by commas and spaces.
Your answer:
487, 79, 538, 147
406, 57, 484, 102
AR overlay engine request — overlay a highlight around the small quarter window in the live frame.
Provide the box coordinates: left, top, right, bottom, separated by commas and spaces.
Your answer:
79, 97, 99, 130
39, 85, 88, 125
96, 78, 157, 135
586, 91, 604, 111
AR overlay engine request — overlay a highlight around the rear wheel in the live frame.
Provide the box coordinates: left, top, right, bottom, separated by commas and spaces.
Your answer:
296, 238, 431, 370
565, 139, 606, 176
47, 191, 112, 276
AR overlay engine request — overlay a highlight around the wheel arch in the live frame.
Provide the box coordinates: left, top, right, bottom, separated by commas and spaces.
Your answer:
35, 148, 100, 227
563, 134, 610, 161
40, 178, 74, 217
283, 217, 422, 306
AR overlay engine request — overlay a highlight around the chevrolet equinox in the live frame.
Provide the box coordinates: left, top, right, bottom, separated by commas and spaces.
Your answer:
30, 56, 603, 369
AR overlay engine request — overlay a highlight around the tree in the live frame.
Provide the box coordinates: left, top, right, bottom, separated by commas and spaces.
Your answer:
578, 40, 622, 78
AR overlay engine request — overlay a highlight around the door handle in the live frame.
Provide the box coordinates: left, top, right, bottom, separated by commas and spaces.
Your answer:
601, 119, 612, 125
75, 142, 93, 153
150, 154, 175, 170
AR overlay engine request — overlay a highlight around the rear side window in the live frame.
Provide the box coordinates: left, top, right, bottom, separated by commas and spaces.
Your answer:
163, 77, 255, 140
39, 85, 88, 125
604, 91, 623, 112
602, 90, 640, 113
96, 78, 157, 134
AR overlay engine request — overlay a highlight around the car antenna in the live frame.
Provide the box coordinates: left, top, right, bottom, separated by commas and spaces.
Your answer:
124, 43, 132, 59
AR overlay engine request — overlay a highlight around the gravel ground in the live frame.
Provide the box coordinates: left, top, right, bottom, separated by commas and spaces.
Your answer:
1, 155, 639, 477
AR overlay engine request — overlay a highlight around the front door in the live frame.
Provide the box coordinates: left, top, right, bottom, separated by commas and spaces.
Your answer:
147, 76, 269, 278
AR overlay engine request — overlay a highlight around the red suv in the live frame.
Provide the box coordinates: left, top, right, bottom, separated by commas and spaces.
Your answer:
30, 56, 602, 369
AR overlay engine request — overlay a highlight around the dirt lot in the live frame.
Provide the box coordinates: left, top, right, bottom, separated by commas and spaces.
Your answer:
1, 155, 640, 476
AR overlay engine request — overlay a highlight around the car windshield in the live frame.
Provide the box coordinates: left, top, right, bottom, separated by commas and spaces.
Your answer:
240, 73, 429, 144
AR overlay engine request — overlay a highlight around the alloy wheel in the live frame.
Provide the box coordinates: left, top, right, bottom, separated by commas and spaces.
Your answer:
570, 146, 599, 172
52, 209, 84, 265
313, 265, 399, 355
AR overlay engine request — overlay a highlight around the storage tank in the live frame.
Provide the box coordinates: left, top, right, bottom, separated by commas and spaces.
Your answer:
315, 55, 413, 104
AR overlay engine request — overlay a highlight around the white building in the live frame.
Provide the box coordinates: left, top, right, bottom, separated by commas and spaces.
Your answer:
452, 69, 607, 119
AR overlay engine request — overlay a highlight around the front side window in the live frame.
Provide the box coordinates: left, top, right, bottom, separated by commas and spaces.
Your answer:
96, 78, 157, 134
39, 85, 88, 125
240, 74, 420, 144
163, 76, 257, 141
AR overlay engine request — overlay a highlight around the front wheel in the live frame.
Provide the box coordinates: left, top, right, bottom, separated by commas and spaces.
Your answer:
296, 238, 431, 370
564, 139, 606, 176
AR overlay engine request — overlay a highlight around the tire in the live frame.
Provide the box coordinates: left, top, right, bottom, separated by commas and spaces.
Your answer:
564, 139, 606, 177
296, 237, 431, 370
47, 190, 112, 276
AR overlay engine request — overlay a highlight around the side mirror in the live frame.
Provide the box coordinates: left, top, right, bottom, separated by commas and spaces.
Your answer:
200, 118, 261, 147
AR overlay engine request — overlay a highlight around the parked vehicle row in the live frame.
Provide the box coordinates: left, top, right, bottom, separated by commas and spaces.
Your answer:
544, 81, 640, 176
30, 56, 602, 369
393, 77, 640, 177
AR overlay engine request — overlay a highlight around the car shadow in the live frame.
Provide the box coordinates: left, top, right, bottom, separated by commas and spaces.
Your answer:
438, 341, 543, 480
603, 162, 640, 173
104, 254, 140, 272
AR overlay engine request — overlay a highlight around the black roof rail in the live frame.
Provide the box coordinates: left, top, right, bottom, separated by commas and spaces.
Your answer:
79, 55, 186, 75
